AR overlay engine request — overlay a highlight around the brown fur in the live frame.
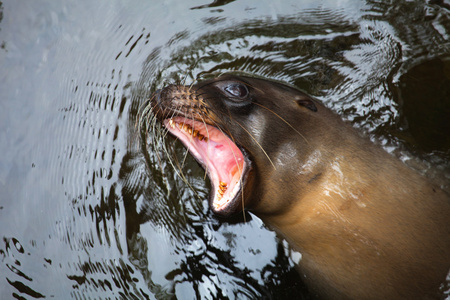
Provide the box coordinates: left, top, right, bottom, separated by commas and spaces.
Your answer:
151, 75, 450, 299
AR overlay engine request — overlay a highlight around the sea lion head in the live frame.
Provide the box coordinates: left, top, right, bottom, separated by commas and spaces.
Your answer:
147, 74, 326, 217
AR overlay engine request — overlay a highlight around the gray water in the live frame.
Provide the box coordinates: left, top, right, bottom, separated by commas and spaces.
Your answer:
0, 0, 449, 299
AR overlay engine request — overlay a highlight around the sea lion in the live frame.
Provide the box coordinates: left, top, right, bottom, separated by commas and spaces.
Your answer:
144, 74, 450, 299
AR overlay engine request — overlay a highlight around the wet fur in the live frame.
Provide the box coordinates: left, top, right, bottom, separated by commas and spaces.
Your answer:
141, 74, 450, 300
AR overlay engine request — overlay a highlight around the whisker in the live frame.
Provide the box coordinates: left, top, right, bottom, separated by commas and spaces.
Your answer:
196, 113, 212, 180
234, 120, 276, 170
137, 97, 154, 130
179, 111, 196, 169
140, 79, 255, 220
207, 117, 247, 222
253, 102, 310, 146
138, 96, 201, 201
161, 127, 203, 200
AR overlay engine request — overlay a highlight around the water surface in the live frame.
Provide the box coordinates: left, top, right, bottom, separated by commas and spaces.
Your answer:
0, 0, 449, 299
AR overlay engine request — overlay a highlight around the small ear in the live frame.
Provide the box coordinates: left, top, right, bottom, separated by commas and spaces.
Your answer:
295, 97, 318, 112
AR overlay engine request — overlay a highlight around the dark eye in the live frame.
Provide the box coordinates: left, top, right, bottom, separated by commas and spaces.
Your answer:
224, 83, 249, 99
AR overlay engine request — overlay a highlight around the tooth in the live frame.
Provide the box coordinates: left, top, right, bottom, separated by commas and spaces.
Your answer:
169, 119, 175, 128
193, 130, 198, 137
220, 181, 227, 187
219, 184, 227, 192
198, 135, 204, 141
188, 128, 192, 135
183, 124, 188, 131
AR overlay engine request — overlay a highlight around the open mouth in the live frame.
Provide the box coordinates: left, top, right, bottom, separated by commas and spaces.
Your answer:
163, 116, 249, 215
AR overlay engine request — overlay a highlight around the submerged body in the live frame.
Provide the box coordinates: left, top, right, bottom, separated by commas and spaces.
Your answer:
145, 74, 450, 299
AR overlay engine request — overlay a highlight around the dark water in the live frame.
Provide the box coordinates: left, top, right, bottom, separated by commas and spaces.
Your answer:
0, 0, 449, 299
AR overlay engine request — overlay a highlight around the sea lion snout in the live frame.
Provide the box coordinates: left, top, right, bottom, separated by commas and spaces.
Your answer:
146, 77, 256, 217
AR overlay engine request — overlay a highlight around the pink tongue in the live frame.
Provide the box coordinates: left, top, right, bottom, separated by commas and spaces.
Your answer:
163, 117, 244, 209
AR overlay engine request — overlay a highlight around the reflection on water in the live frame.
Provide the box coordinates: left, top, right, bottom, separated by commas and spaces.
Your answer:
0, 0, 449, 299
2, 238, 45, 298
